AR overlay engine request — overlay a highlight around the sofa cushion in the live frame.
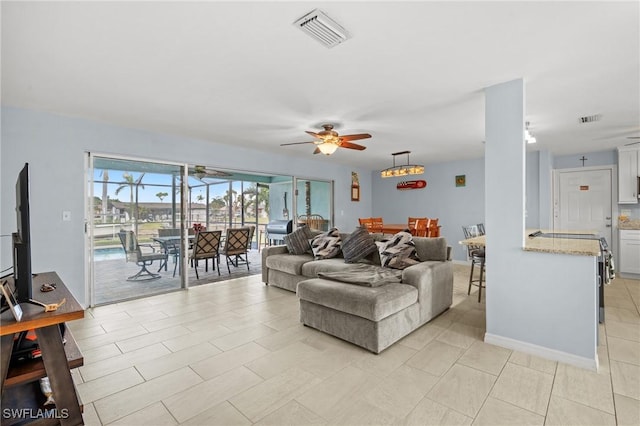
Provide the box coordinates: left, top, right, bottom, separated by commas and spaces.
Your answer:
310, 228, 342, 259
342, 226, 378, 263
376, 231, 420, 269
413, 237, 448, 261
265, 253, 314, 275
285, 225, 313, 255
301, 258, 355, 278
297, 278, 418, 322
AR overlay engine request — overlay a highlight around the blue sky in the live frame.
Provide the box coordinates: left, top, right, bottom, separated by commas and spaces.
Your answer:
93, 170, 234, 203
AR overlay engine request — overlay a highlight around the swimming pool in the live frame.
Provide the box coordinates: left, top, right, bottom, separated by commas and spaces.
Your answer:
94, 247, 125, 261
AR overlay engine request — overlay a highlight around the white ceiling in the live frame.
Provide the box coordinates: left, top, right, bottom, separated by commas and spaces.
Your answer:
2, 1, 639, 170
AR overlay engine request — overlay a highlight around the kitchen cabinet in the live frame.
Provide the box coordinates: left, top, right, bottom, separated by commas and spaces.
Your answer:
618, 146, 639, 204
619, 229, 640, 274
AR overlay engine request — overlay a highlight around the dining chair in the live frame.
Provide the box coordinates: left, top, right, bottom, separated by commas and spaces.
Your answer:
462, 225, 486, 302
299, 214, 325, 232
427, 218, 441, 237
190, 230, 222, 279
221, 228, 251, 273
408, 217, 428, 236
118, 230, 166, 281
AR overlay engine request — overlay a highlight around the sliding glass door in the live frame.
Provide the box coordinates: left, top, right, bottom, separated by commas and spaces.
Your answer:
88, 155, 186, 306
294, 178, 333, 231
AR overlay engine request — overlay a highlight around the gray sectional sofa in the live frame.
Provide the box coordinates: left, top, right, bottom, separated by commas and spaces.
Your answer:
261, 233, 454, 353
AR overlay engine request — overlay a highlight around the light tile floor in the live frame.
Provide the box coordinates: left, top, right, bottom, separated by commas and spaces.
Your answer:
67, 265, 640, 425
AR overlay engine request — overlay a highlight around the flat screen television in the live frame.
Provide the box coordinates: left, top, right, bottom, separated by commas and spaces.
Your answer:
13, 163, 32, 303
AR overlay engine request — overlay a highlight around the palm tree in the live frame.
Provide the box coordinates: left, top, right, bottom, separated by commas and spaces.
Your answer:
115, 172, 145, 222
156, 192, 168, 202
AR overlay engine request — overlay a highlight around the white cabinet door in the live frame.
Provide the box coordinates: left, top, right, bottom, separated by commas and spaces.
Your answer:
619, 230, 640, 274
618, 147, 639, 204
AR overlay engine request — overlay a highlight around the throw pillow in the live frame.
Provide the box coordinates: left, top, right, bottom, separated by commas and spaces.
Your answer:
309, 227, 342, 260
284, 225, 313, 255
342, 226, 377, 263
377, 231, 420, 270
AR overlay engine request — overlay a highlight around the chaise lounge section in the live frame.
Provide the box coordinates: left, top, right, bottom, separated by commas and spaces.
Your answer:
262, 232, 453, 353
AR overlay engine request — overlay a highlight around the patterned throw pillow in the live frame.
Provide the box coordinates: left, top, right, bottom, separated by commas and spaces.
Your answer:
377, 231, 420, 269
342, 226, 377, 263
309, 228, 342, 260
284, 225, 313, 255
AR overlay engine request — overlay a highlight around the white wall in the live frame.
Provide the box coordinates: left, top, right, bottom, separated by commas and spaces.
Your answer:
0, 107, 374, 305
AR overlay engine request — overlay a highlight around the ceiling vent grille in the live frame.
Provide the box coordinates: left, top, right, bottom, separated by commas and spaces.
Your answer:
578, 114, 602, 124
293, 9, 351, 48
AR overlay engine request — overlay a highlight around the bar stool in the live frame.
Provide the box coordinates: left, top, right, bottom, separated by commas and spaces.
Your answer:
462, 225, 486, 302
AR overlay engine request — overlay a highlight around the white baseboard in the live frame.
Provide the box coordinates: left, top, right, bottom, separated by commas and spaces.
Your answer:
484, 333, 599, 371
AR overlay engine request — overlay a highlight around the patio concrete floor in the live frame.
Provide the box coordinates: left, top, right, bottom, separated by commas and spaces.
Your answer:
93, 248, 263, 305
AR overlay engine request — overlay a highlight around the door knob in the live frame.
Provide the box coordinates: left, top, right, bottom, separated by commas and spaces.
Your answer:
606, 224, 612, 227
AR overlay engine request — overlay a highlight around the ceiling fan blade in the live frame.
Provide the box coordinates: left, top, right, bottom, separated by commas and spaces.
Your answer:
280, 141, 316, 146
306, 131, 320, 139
339, 133, 371, 142
313, 147, 321, 155
339, 141, 367, 150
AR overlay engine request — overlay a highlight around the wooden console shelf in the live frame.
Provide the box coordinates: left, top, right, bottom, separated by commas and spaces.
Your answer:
4, 328, 83, 388
1, 272, 85, 426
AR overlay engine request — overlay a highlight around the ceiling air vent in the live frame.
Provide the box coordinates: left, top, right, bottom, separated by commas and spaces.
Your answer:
578, 114, 602, 124
293, 9, 351, 48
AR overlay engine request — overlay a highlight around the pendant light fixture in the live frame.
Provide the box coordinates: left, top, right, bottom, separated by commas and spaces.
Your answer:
380, 151, 425, 178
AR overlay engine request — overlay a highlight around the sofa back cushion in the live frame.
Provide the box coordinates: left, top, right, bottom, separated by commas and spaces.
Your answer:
413, 237, 448, 261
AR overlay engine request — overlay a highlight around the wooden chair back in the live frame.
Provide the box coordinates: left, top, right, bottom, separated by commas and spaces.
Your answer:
408, 217, 428, 235
358, 217, 383, 233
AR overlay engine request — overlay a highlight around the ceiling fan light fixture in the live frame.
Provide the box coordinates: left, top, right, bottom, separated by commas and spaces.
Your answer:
317, 142, 339, 155
380, 151, 425, 178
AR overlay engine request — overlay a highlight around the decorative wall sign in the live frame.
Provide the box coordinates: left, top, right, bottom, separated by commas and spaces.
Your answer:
351, 171, 360, 201
455, 175, 466, 187
396, 180, 427, 190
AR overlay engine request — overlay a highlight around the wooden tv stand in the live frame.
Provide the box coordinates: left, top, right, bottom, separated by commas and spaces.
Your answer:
1, 272, 84, 425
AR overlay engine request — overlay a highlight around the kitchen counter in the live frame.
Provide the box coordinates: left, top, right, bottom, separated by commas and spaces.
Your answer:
619, 219, 640, 230
460, 230, 601, 257
524, 234, 600, 256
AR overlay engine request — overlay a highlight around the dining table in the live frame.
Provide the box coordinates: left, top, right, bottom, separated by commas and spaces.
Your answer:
379, 224, 412, 234
152, 235, 195, 276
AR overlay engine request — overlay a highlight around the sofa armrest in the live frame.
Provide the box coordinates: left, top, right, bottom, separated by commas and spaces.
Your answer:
401, 261, 453, 322
261, 245, 289, 283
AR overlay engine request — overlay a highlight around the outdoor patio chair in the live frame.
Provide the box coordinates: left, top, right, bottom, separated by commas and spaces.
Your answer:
118, 230, 166, 281
190, 230, 222, 279
221, 228, 251, 273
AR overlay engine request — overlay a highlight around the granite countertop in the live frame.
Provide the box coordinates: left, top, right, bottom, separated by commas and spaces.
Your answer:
459, 230, 601, 256
524, 235, 601, 256
619, 219, 640, 230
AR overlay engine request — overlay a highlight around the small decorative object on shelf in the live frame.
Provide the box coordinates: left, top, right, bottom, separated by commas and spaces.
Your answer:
455, 175, 466, 187
192, 223, 205, 233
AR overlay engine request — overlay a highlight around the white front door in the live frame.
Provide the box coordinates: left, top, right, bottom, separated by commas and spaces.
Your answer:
554, 167, 613, 244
